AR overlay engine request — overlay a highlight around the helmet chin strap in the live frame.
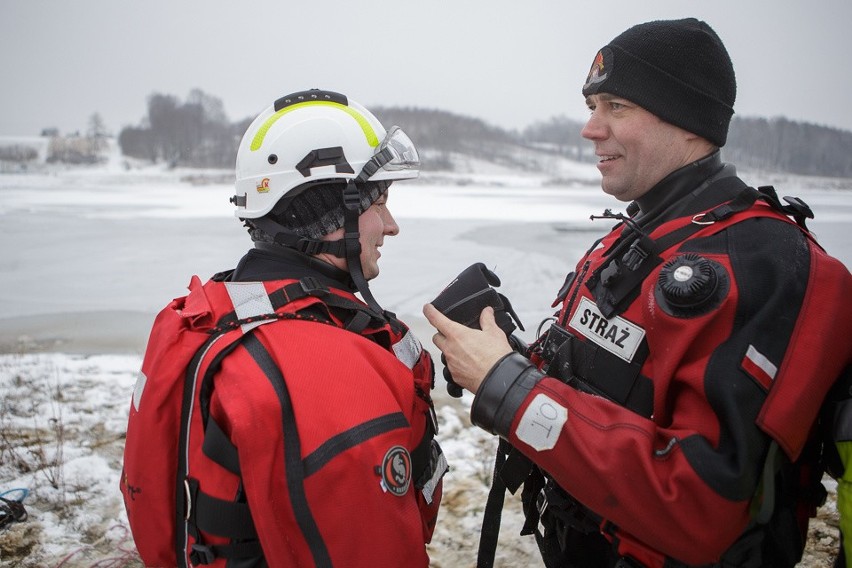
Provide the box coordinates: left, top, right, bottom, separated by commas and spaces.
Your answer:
337, 148, 396, 316
248, 216, 346, 258
250, 181, 386, 317
342, 180, 384, 315
255, 148, 396, 317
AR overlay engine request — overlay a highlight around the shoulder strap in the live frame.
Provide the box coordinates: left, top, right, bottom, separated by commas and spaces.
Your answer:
477, 440, 535, 568
586, 182, 807, 320
241, 333, 333, 567
211, 278, 390, 338
176, 327, 258, 567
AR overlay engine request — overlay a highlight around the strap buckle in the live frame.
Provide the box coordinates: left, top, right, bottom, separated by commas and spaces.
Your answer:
782, 195, 814, 219
343, 181, 361, 209
190, 544, 217, 565
296, 238, 326, 256
299, 276, 328, 297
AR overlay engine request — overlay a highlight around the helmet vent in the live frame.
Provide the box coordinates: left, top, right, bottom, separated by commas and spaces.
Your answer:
273, 89, 348, 112
268, 154, 278, 165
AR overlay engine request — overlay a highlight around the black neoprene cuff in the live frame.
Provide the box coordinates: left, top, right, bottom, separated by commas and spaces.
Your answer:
471, 352, 544, 437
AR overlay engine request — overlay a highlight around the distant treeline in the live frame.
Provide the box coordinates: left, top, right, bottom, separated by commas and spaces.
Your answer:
118, 90, 250, 168
116, 90, 852, 178
726, 117, 852, 177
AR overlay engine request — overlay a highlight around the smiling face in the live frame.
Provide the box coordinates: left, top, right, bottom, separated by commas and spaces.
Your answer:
319, 189, 399, 280
581, 93, 715, 202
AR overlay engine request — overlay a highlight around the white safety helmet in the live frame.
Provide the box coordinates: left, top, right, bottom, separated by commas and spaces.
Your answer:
233, 89, 420, 219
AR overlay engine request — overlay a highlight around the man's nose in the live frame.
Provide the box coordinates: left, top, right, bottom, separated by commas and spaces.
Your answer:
582, 110, 608, 141
384, 210, 400, 236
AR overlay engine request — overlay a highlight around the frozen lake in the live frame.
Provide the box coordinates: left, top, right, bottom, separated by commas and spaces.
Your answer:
0, 163, 850, 354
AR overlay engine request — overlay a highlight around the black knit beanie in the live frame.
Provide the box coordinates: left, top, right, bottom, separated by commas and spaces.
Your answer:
582, 18, 736, 147
257, 180, 388, 241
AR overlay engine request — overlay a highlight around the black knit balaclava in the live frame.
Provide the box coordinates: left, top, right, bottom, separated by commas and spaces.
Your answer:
254, 180, 388, 241
582, 18, 736, 147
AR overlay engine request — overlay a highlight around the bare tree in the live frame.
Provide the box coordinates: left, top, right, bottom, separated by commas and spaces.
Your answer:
87, 112, 109, 153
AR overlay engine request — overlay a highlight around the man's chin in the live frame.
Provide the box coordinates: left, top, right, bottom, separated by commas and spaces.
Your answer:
364, 267, 380, 281
601, 181, 633, 202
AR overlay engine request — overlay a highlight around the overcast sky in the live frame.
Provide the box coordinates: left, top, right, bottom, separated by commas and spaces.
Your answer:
2, 0, 851, 138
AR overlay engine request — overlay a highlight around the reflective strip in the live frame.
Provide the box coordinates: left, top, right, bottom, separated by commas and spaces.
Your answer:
421, 446, 448, 505
250, 101, 379, 151
132, 370, 147, 412
225, 281, 276, 333
392, 330, 422, 370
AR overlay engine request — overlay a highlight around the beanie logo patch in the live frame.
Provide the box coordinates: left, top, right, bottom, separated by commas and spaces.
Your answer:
583, 48, 612, 91
256, 177, 270, 193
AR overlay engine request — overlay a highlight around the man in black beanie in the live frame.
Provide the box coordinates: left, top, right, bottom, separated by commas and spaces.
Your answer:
425, 18, 852, 568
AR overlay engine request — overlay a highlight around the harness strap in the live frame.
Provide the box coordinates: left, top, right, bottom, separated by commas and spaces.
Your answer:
190, 540, 264, 566
476, 438, 537, 568
185, 478, 257, 540
477, 441, 510, 568
222, 278, 389, 332
346, 310, 373, 333
587, 178, 752, 319
203, 417, 241, 476
176, 329, 249, 568
243, 333, 333, 568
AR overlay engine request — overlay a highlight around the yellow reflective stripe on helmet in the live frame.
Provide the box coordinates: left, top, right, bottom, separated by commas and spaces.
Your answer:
250, 101, 379, 151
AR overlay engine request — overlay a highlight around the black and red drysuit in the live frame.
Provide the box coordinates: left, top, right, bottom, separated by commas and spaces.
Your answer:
470, 152, 852, 567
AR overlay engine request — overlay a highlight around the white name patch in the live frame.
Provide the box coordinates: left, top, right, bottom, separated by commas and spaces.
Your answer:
516, 394, 567, 451
568, 297, 645, 362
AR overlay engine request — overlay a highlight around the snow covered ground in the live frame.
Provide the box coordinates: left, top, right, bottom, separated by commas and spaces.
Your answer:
1, 155, 850, 567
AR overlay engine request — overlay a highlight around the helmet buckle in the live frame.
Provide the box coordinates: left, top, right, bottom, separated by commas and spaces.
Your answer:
343, 182, 361, 210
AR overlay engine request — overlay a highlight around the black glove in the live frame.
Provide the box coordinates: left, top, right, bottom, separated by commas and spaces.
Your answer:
430, 263, 524, 397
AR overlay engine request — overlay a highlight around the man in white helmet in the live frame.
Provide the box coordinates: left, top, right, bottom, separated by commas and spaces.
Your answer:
121, 89, 446, 568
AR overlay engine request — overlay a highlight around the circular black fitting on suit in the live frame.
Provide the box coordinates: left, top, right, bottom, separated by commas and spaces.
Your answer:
655, 253, 729, 317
